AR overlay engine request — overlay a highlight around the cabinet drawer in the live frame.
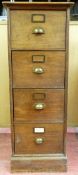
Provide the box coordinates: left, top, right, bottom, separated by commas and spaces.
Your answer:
14, 123, 64, 154
12, 51, 65, 88
10, 10, 66, 50
13, 89, 64, 123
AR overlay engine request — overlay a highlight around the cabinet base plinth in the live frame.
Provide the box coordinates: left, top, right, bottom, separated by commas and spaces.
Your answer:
11, 155, 67, 172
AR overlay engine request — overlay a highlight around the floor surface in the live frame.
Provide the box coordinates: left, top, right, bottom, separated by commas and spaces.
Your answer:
0, 133, 78, 175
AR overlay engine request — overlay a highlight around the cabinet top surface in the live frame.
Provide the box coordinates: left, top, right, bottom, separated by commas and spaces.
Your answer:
3, 1, 74, 9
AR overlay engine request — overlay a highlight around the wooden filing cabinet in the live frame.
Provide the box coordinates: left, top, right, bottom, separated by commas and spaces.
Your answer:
3, 1, 73, 172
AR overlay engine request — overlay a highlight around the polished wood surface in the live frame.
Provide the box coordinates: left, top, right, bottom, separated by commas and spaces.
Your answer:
2, 1, 72, 172
12, 51, 65, 88
14, 123, 64, 154
3, 2, 74, 10
3, 132, 78, 173
10, 10, 66, 50
11, 10, 66, 50
11, 156, 67, 172
13, 89, 64, 123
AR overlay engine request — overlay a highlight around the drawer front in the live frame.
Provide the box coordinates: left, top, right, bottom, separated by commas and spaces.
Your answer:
10, 10, 66, 50
13, 89, 64, 123
14, 123, 64, 154
12, 51, 65, 88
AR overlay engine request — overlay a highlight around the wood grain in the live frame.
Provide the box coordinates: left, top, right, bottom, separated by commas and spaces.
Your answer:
11, 155, 67, 172
2, 1, 72, 172
10, 10, 66, 50
14, 123, 64, 154
12, 51, 65, 88
3, 1, 74, 10
13, 89, 64, 123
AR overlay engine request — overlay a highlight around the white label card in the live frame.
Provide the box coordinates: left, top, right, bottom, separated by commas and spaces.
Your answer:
34, 128, 45, 133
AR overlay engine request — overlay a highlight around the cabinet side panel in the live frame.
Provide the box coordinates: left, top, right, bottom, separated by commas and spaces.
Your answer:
64, 8, 70, 155
7, 8, 15, 154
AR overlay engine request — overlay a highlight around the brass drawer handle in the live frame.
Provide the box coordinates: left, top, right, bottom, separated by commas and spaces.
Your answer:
35, 138, 44, 144
33, 67, 44, 74
32, 27, 45, 34
33, 103, 46, 110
